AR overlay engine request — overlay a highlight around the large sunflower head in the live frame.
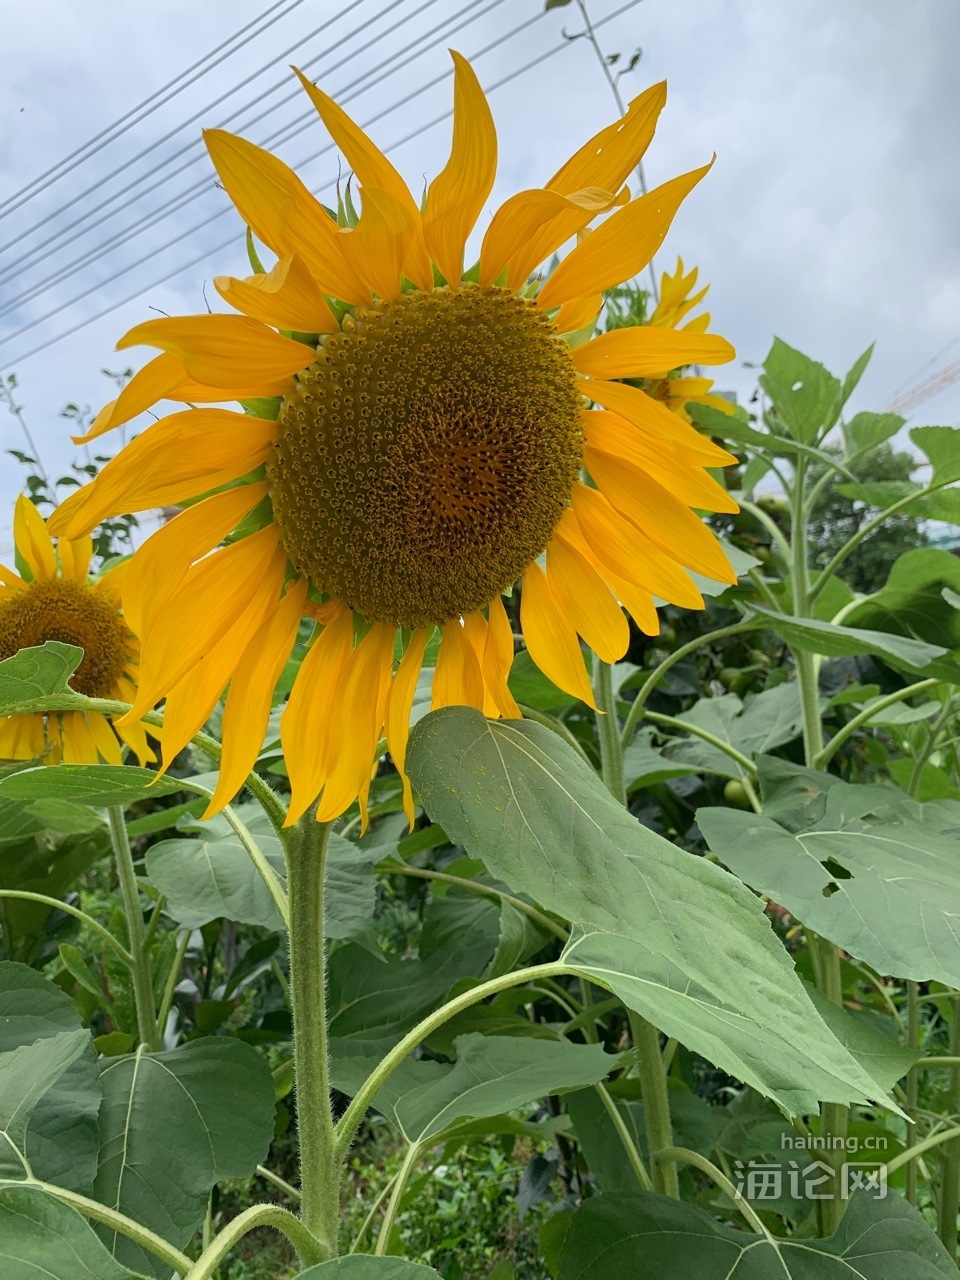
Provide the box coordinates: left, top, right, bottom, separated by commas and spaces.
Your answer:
50, 54, 738, 827
1, 496, 152, 765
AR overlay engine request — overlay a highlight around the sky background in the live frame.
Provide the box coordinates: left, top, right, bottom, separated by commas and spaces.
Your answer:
1, 0, 958, 557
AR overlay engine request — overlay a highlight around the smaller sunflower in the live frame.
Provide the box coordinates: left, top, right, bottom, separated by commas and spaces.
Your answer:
0, 496, 152, 765
643, 257, 738, 422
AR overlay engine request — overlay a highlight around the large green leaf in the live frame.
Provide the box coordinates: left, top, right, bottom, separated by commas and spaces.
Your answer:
336, 1034, 613, 1144
146, 830, 285, 931
759, 337, 841, 444
552, 1191, 956, 1278
0, 963, 100, 1195
667, 683, 807, 778
296, 1260, 441, 1278
0, 643, 87, 717
746, 606, 955, 677
408, 709, 881, 1115
804, 983, 917, 1093
0, 1030, 89, 1178
92, 1037, 275, 1276
842, 410, 904, 456
699, 782, 960, 985
913, 425, 960, 485
0, 764, 183, 808
0, 1184, 129, 1280
844, 548, 960, 650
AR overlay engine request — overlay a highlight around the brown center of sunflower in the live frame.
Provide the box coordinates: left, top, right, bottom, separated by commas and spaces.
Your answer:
0, 578, 129, 698
268, 285, 584, 629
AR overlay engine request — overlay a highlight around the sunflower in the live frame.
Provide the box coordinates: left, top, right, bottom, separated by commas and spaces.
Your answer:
50, 54, 738, 827
642, 257, 738, 422
0, 496, 152, 765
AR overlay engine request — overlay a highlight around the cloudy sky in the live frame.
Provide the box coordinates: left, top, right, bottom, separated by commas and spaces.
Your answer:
1, 0, 958, 556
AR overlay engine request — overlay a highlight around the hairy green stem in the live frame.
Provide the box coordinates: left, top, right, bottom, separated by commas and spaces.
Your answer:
652, 1147, 773, 1238
0, 889, 131, 963
107, 806, 159, 1051
156, 929, 190, 1040
285, 815, 338, 1257
257, 1164, 301, 1201
14, 1178, 191, 1275
815, 679, 940, 770
594, 659, 625, 803
908, 693, 958, 797
595, 1082, 654, 1192
375, 1142, 422, 1255
334, 961, 572, 1161
184, 1204, 324, 1279
939, 1013, 960, 1256
630, 1012, 678, 1197
384, 864, 568, 942
885, 1125, 960, 1178
619, 621, 759, 748
736, 499, 792, 561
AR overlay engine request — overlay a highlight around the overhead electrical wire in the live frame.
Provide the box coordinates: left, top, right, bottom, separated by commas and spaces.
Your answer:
0, 0, 486, 315
0, 0, 375, 261
1, 0, 643, 368
0, 0, 307, 221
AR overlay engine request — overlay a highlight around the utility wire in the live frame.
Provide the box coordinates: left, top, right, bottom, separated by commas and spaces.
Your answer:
1, 0, 643, 370
0, 0, 306, 221
0, 0, 512, 338
0, 0, 374, 261
0, 0, 486, 315
0, 0, 409, 289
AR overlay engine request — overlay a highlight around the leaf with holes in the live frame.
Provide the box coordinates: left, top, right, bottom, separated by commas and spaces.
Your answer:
699, 781, 960, 985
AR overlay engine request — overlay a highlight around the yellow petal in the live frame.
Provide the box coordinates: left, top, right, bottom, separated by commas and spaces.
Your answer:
282, 606, 354, 825
338, 187, 415, 303
573, 327, 734, 378
483, 595, 521, 719
117, 314, 316, 386
14, 495, 56, 580
204, 127, 367, 303
206, 579, 307, 817
291, 69, 433, 291
546, 534, 629, 663
72, 352, 185, 443
51, 410, 276, 537
386, 628, 429, 829
555, 293, 603, 335
214, 255, 337, 333
60, 712, 103, 764
423, 51, 497, 287
0, 713, 45, 760
432, 619, 485, 711
85, 711, 122, 766
585, 447, 736, 583
479, 186, 622, 290
584, 410, 738, 514
581, 377, 737, 467
156, 561, 286, 775
537, 162, 713, 311
548, 81, 667, 196
520, 561, 595, 708
114, 717, 156, 766
66, 535, 93, 582
571, 483, 703, 610
463, 612, 499, 717
316, 622, 395, 828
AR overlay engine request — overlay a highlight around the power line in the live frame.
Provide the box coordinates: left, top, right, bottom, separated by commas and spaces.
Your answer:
0, 0, 306, 221
1, 0, 643, 370
0, 0, 485, 316
0, 0, 375, 262
0, 0, 513, 337
0, 0, 411, 290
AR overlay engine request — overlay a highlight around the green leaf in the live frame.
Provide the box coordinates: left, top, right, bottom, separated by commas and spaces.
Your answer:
93, 1037, 275, 1276
623, 728, 701, 790
699, 781, 960, 986
759, 337, 841, 444
842, 409, 904, 456
0, 1184, 129, 1280
296, 1259, 442, 1278
845, 548, 960, 651
835, 479, 918, 508
0, 1029, 89, 1177
508, 648, 576, 711
0, 765, 183, 809
0, 643, 87, 717
689, 403, 859, 478
408, 709, 881, 1115
746, 605, 955, 678
912, 425, 960, 485
340, 1034, 614, 1144
803, 983, 917, 1092
146, 834, 285, 930
667, 683, 808, 778
553, 1190, 956, 1278
0, 963, 100, 1195
324, 834, 389, 955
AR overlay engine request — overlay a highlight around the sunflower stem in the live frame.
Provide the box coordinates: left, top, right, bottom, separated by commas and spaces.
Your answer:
107, 806, 160, 1052
284, 813, 338, 1259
